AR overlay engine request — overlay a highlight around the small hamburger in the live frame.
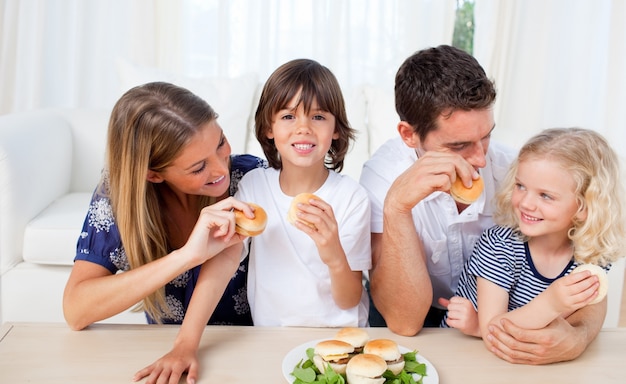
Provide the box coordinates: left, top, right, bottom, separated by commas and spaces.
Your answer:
363, 339, 405, 375
572, 263, 608, 305
334, 327, 370, 353
450, 174, 484, 205
312, 339, 354, 375
233, 203, 267, 237
346, 353, 387, 384
287, 193, 322, 230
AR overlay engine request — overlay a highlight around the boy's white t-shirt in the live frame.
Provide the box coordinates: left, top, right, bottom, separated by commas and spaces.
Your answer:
235, 167, 371, 327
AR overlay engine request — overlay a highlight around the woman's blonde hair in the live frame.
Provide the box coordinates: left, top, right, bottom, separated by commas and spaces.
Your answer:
105, 82, 218, 321
494, 128, 626, 266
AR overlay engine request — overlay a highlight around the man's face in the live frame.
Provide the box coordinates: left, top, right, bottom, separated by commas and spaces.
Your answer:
419, 108, 495, 170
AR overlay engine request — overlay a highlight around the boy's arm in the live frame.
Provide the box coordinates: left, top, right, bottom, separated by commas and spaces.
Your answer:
295, 197, 364, 309
133, 244, 243, 384
323, 247, 364, 309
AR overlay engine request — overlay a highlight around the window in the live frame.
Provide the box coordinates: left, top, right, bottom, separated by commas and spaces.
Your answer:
452, 0, 474, 54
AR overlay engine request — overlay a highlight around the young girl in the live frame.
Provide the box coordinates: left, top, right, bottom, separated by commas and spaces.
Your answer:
237, 58, 371, 327
441, 128, 626, 345
135, 59, 371, 384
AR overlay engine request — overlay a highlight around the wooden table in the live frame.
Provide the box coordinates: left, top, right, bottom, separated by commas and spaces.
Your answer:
0, 322, 624, 383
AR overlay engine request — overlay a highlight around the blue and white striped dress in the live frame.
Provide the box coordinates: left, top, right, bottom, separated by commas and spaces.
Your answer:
441, 225, 579, 327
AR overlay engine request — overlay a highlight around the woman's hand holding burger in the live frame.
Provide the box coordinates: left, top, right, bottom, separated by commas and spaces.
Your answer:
233, 202, 267, 237
179, 197, 261, 268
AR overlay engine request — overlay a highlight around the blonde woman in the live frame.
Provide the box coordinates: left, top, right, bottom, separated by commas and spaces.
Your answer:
63, 82, 266, 330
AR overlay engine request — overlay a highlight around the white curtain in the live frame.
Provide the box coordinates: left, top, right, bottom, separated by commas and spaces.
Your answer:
3, 0, 624, 157
0, 0, 181, 113
0, 0, 456, 114
180, 0, 456, 91
473, 0, 626, 159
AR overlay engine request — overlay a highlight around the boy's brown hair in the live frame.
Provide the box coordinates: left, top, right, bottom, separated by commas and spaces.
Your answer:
255, 59, 356, 172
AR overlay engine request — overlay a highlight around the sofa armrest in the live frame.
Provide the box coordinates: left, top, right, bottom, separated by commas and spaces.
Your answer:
0, 111, 73, 272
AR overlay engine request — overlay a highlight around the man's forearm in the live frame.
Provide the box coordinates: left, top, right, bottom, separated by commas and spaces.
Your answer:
371, 210, 432, 336
489, 298, 607, 364
566, 300, 606, 347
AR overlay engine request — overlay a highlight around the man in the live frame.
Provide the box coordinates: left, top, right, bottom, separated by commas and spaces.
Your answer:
360, 45, 606, 364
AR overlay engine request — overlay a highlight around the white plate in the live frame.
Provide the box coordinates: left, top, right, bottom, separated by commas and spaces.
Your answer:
282, 338, 439, 383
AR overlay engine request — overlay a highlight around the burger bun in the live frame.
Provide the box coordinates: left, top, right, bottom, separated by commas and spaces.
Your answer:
572, 263, 608, 305
313, 339, 354, 375
346, 353, 387, 384
450, 174, 484, 205
334, 327, 370, 352
287, 193, 322, 230
234, 203, 267, 237
363, 339, 405, 375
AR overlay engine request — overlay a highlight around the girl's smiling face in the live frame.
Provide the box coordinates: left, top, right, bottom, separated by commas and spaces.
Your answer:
511, 157, 584, 240
150, 120, 232, 197
267, 93, 338, 170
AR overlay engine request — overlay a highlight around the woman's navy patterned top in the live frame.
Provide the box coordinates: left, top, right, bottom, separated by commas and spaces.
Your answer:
74, 154, 267, 325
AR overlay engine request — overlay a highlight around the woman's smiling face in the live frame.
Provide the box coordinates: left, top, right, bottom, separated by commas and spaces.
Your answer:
153, 120, 232, 197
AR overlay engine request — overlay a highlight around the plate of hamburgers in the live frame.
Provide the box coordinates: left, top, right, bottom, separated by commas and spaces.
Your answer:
282, 328, 439, 383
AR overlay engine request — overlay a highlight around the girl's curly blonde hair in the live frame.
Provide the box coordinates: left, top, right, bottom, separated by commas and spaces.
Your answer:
494, 128, 626, 266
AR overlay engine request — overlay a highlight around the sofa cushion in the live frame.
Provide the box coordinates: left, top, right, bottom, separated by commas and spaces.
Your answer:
0, 111, 74, 273
22, 193, 92, 266
1, 263, 146, 324
54, 109, 111, 193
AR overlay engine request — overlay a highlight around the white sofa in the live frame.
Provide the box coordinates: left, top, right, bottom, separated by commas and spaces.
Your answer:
1, 80, 624, 328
